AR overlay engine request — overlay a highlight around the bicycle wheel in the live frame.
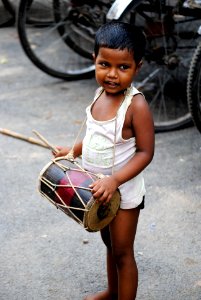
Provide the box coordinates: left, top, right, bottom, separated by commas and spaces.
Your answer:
119, 1, 201, 132
187, 42, 201, 133
17, 0, 95, 80
53, 0, 112, 60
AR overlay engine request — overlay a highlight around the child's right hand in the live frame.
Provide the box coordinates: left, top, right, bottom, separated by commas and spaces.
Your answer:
53, 146, 71, 158
89, 176, 119, 206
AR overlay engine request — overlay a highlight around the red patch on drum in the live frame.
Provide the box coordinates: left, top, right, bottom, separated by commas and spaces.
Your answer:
55, 177, 74, 206
68, 170, 91, 186
55, 170, 93, 207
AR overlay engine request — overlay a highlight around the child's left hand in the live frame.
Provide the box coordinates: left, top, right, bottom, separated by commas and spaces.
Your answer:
89, 176, 119, 205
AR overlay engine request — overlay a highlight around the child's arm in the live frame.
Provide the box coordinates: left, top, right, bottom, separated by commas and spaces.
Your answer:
90, 95, 155, 204
53, 141, 83, 158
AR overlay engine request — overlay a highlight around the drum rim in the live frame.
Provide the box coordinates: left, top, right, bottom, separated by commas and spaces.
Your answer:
38, 156, 75, 179
83, 189, 120, 232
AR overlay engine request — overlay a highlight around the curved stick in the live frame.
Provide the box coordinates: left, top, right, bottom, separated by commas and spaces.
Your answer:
0, 128, 48, 149
32, 130, 59, 154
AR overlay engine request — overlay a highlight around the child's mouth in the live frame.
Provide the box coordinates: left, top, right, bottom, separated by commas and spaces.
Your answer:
104, 81, 119, 88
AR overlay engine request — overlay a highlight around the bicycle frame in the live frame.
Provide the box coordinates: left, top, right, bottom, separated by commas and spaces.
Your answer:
106, 0, 142, 20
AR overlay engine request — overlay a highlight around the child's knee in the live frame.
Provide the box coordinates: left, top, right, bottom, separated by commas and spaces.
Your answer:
112, 247, 134, 266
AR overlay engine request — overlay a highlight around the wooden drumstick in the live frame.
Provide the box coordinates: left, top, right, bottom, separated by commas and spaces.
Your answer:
32, 130, 59, 154
0, 127, 48, 149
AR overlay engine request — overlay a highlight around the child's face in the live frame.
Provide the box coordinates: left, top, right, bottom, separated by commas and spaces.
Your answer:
94, 47, 141, 94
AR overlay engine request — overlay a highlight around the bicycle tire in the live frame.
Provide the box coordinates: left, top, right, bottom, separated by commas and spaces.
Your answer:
187, 42, 201, 133
17, 0, 95, 80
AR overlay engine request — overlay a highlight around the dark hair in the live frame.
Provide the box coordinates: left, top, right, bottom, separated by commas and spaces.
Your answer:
94, 21, 146, 64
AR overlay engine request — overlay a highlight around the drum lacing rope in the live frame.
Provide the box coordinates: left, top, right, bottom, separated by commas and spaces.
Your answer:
42, 158, 98, 214
53, 158, 97, 182
65, 116, 87, 160
41, 159, 105, 223
40, 175, 89, 226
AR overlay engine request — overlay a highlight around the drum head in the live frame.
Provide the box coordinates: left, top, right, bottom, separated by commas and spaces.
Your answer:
84, 190, 120, 232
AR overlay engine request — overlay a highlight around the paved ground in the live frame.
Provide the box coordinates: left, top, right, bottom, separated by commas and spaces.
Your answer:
0, 17, 201, 300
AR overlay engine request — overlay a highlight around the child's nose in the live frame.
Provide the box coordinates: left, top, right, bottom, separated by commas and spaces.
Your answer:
107, 68, 118, 78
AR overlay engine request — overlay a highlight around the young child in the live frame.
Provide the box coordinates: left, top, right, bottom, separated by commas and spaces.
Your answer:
54, 21, 155, 300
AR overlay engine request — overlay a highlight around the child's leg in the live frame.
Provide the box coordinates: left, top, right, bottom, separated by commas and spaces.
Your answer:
84, 226, 118, 300
110, 208, 140, 300
84, 208, 140, 300
106, 248, 118, 297
101, 226, 118, 297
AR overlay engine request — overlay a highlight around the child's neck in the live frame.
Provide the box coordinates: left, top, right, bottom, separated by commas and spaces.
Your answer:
104, 88, 127, 98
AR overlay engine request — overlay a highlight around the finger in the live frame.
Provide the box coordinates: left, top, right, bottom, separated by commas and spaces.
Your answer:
89, 180, 100, 190
54, 150, 64, 158
96, 190, 110, 203
92, 190, 103, 199
54, 152, 60, 158
56, 146, 62, 150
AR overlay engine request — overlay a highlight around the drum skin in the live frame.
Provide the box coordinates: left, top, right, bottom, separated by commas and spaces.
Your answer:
38, 158, 120, 232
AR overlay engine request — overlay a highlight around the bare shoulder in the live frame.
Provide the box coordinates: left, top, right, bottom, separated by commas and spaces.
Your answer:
127, 93, 151, 120
130, 93, 154, 134
128, 94, 155, 155
123, 93, 154, 142
131, 93, 150, 110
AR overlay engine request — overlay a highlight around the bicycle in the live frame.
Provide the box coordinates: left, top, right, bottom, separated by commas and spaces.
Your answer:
187, 41, 201, 133
17, 0, 201, 132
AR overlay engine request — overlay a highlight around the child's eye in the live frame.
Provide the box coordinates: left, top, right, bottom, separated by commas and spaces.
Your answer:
99, 62, 108, 67
120, 65, 129, 70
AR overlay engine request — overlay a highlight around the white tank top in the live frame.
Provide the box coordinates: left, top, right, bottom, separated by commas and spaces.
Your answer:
82, 86, 146, 209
